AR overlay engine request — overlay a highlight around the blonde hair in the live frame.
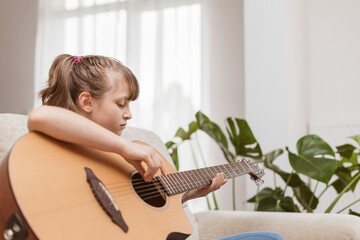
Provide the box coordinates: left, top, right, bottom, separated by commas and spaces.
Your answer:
39, 54, 139, 112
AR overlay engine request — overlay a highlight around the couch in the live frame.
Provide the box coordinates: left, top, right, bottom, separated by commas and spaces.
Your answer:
1, 113, 360, 240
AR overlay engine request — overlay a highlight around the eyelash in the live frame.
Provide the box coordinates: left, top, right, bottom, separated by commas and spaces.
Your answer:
117, 103, 125, 108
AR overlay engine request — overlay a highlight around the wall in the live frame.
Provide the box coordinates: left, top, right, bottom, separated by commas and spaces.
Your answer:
0, 0, 38, 114
307, 0, 360, 213
308, 0, 360, 124
244, 0, 360, 213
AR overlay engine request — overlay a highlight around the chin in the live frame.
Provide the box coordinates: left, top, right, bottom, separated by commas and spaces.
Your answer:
117, 129, 124, 136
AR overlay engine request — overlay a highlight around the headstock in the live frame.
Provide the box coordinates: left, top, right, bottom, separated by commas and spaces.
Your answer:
238, 158, 265, 185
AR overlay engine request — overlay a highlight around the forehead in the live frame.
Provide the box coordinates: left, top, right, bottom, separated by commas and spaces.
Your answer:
106, 70, 130, 99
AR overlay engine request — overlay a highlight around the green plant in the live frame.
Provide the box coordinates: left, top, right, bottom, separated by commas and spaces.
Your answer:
166, 111, 360, 215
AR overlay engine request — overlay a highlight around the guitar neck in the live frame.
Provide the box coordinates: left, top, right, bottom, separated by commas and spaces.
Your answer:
156, 160, 252, 196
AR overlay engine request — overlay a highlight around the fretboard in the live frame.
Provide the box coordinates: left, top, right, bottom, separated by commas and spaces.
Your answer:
156, 161, 252, 196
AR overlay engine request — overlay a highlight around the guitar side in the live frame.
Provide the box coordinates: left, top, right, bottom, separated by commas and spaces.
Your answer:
0, 132, 192, 239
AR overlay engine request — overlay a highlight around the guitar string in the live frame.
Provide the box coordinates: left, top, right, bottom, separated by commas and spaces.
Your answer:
106, 170, 220, 199
106, 176, 210, 192
106, 175, 214, 196
106, 161, 249, 189
109, 171, 236, 199
67, 163, 257, 206
108, 177, 212, 199
107, 162, 253, 201
106, 163, 248, 191
106, 162, 250, 195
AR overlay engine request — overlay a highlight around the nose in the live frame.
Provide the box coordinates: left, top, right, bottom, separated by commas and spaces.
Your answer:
124, 106, 132, 120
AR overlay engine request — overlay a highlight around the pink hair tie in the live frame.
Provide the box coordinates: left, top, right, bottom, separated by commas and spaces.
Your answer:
73, 55, 85, 64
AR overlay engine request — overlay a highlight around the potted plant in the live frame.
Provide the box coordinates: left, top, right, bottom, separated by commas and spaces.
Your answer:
166, 111, 360, 215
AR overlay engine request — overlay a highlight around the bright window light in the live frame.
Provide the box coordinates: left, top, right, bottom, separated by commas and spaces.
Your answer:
64, 17, 79, 54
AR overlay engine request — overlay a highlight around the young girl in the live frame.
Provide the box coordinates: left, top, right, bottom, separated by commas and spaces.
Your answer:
28, 54, 284, 239
28, 54, 226, 202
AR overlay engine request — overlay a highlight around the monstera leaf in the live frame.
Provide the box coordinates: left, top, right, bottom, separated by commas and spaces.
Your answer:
247, 187, 298, 212
196, 111, 234, 162
225, 117, 262, 159
287, 135, 337, 184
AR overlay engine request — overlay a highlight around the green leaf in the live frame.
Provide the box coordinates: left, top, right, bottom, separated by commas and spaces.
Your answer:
196, 111, 234, 162
225, 117, 262, 159
261, 153, 319, 211
337, 144, 356, 159
170, 147, 179, 171
292, 183, 319, 211
165, 141, 181, 171
332, 167, 360, 193
279, 196, 297, 212
287, 135, 337, 183
175, 127, 188, 140
248, 187, 299, 212
350, 135, 360, 146
349, 209, 360, 217
288, 149, 337, 183
297, 135, 335, 158
341, 152, 358, 166
174, 121, 199, 140
254, 187, 283, 201
263, 149, 284, 165
257, 197, 278, 211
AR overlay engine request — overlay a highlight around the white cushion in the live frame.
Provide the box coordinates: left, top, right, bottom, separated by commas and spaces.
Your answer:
0, 113, 28, 162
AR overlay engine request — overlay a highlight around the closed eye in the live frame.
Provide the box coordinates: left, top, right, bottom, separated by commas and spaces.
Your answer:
117, 103, 125, 108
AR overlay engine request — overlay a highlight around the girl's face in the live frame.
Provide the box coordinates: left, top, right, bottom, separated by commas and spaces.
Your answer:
89, 71, 132, 136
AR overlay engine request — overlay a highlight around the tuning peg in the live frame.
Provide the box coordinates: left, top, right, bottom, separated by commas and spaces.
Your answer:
255, 179, 264, 186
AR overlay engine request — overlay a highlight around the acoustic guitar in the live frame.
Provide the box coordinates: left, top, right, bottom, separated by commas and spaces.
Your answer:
0, 132, 264, 240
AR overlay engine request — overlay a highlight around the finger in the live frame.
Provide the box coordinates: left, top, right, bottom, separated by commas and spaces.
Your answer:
159, 157, 167, 176
137, 165, 146, 178
213, 173, 225, 189
143, 162, 154, 182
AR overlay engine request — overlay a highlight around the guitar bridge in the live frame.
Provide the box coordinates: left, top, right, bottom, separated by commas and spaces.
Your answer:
85, 167, 128, 233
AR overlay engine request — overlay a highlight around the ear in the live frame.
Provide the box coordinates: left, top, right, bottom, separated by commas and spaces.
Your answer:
78, 92, 94, 113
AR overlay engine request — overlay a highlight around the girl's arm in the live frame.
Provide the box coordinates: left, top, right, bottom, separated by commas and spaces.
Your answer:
28, 105, 166, 181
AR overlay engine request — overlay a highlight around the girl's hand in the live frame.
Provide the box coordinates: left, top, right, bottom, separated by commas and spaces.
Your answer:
181, 173, 228, 203
120, 142, 167, 182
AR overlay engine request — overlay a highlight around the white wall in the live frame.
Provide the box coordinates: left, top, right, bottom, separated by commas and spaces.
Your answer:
244, 0, 360, 213
0, 0, 38, 114
307, 0, 360, 213
308, 0, 360, 124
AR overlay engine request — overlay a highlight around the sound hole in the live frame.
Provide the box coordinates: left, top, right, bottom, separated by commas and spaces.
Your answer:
131, 173, 166, 208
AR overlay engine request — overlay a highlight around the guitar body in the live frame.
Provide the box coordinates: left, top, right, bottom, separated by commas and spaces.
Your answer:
0, 132, 192, 239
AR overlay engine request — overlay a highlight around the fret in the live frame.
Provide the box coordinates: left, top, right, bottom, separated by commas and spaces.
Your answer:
225, 164, 236, 178
220, 164, 232, 179
167, 173, 181, 194
193, 169, 208, 187
208, 166, 217, 179
232, 164, 240, 177
200, 167, 215, 183
198, 168, 212, 185
178, 171, 191, 191
242, 160, 252, 174
233, 162, 246, 175
156, 158, 262, 196
186, 170, 198, 189
173, 172, 185, 193
214, 165, 225, 178
157, 175, 173, 195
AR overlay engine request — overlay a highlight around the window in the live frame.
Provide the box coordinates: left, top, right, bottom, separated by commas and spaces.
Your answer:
36, 0, 202, 142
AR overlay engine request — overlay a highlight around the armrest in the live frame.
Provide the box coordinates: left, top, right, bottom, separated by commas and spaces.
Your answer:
193, 210, 360, 240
